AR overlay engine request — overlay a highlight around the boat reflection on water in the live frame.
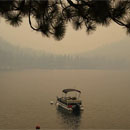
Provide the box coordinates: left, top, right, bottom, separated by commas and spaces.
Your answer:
56, 106, 82, 129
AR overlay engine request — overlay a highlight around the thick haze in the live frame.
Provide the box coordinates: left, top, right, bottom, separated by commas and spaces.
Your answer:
0, 18, 129, 55
0, 18, 130, 70
0, 37, 130, 70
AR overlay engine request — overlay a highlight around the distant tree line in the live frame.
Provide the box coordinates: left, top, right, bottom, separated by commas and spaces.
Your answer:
0, 41, 130, 70
0, 0, 130, 40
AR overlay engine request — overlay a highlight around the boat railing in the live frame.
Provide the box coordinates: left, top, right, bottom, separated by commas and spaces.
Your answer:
67, 100, 81, 104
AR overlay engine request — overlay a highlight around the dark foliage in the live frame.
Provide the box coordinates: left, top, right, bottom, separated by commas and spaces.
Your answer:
0, 0, 130, 40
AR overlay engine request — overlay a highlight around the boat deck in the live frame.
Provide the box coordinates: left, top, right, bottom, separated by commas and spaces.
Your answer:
57, 97, 82, 105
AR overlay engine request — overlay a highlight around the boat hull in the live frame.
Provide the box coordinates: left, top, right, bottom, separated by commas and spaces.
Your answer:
56, 101, 73, 111
56, 100, 84, 111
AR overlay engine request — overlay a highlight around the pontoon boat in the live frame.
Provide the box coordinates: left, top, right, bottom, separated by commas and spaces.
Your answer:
56, 89, 84, 111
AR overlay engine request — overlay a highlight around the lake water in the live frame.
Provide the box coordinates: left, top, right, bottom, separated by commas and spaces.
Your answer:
0, 69, 130, 129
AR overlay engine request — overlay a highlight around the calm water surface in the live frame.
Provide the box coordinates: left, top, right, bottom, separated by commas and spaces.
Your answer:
0, 69, 130, 129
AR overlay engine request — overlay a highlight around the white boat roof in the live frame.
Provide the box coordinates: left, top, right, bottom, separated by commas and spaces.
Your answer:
62, 89, 81, 93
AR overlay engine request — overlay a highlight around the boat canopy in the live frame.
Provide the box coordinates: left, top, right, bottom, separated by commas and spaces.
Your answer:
62, 89, 81, 93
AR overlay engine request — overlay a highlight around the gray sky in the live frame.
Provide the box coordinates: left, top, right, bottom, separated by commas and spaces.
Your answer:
0, 18, 129, 55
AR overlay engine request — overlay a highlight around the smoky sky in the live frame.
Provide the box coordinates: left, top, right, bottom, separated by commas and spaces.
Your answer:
0, 18, 129, 54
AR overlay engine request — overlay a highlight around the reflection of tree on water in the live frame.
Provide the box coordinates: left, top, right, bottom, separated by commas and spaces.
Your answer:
56, 107, 82, 129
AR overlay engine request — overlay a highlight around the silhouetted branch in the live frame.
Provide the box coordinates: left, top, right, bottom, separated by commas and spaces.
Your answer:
0, 0, 130, 40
